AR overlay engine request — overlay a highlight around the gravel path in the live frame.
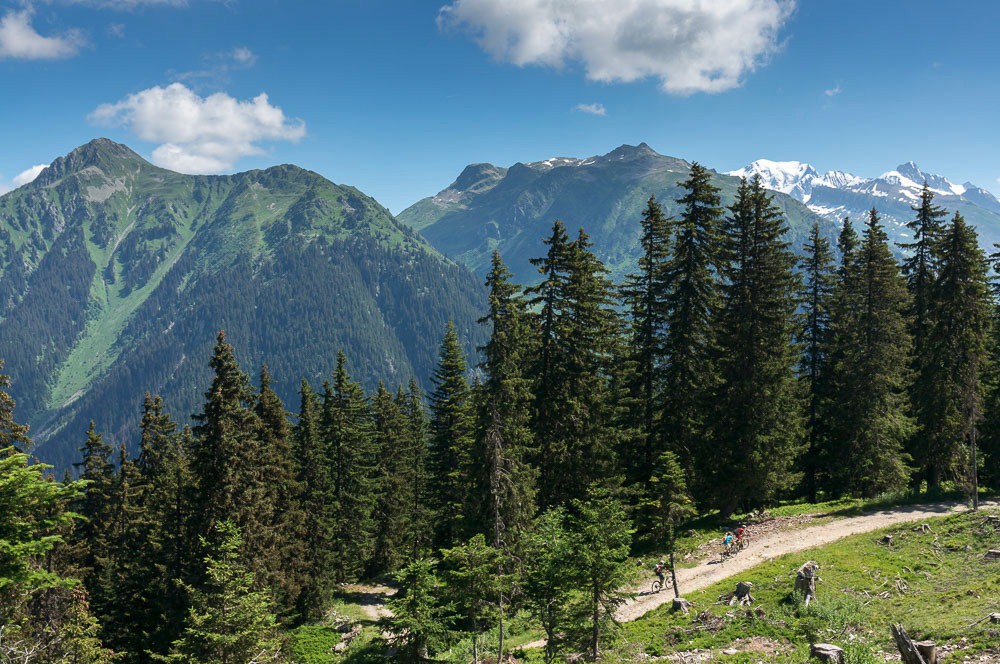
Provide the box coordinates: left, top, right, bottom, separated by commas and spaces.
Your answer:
616, 500, 996, 622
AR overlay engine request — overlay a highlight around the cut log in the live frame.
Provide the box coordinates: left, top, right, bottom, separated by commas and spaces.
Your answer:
671, 598, 694, 614
985, 549, 1000, 560
891, 624, 927, 664
730, 581, 754, 606
810, 643, 844, 663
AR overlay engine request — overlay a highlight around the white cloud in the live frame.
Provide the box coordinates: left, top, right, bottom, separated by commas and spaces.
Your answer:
89, 83, 306, 174
574, 102, 606, 116
824, 83, 841, 97
107, 22, 126, 38
231, 46, 255, 65
439, 0, 794, 95
12, 164, 48, 187
62, 0, 188, 8
0, 7, 84, 60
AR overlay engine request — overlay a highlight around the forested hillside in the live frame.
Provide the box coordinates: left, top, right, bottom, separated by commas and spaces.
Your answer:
3, 169, 997, 663
0, 139, 485, 468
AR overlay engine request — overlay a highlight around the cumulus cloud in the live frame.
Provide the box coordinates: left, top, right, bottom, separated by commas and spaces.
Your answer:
439, 0, 794, 95
89, 83, 306, 174
0, 7, 84, 59
231, 46, 255, 65
824, 83, 841, 97
12, 164, 48, 187
574, 102, 606, 116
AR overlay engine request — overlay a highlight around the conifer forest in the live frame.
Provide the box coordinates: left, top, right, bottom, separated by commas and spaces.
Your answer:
3, 171, 999, 663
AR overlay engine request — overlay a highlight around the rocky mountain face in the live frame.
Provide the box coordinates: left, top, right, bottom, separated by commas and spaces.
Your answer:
0, 139, 485, 468
398, 144, 838, 284
729, 159, 1000, 247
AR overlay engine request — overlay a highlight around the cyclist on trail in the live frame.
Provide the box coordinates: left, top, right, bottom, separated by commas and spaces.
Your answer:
735, 525, 746, 544
723, 531, 734, 547
653, 560, 666, 590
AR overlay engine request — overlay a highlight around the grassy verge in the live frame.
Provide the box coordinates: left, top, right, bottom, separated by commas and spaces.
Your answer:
610, 508, 1000, 662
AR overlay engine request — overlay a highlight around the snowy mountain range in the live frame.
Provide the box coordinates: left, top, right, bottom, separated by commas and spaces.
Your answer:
728, 159, 1000, 247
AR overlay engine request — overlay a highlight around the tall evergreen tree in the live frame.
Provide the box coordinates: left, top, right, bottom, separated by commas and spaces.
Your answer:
527, 224, 620, 507
469, 252, 537, 551
659, 163, 723, 502
73, 422, 116, 594
369, 382, 413, 576
922, 213, 991, 503
902, 184, 950, 488
291, 380, 334, 622
798, 222, 837, 502
646, 451, 696, 598
711, 177, 803, 515
620, 197, 672, 485
427, 322, 475, 547
0, 359, 31, 454
401, 380, 432, 558
827, 209, 913, 497
321, 352, 378, 582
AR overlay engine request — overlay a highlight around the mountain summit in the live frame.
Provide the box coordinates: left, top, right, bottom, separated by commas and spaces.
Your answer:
0, 139, 485, 467
399, 144, 832, 283
728, 158, 1000, 246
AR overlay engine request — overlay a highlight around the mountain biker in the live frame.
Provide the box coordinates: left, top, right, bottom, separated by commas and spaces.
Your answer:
723, 531, 734, 547
653, 560, 666, 590
735, 525, 746, 544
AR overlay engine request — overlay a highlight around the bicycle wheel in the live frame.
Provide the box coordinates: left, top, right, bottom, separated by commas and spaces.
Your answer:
651, 580, 662, 593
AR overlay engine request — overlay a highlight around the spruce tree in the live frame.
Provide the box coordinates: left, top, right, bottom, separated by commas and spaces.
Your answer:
798, 222, 836, 502
379, 558, 453, 664
469, 252, 537, 551
902, 184, 949, 488
923, 213, 991, 504
369, 382, 412, 576
427, 322, 474, 547
321, 351, 378, 582
73, 422, 116, 595
440, 534, 507, 664
620, 197, 672, 484
401, 380, 432, 558
647, 451, 696, 597
291, 379, 334, 622
827, 209, 913, 497
711, 177, 803, 515
659, 163, 723, 502
0, 359, 30, 454
520, 508, 575, 664
527, 224, 620, 507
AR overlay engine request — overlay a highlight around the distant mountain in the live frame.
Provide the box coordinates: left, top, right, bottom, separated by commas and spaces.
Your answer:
398, 144, 837, 284
0, 139, 485, 468
729, 159, 1000, 247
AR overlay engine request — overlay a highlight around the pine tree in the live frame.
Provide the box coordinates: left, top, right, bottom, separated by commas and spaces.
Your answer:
469, 252, 537, 551
646, 451, 696, 597
291, 379, 334, 622
379, 558, 453, 664
440, 534, 507, 664
0, 359, 31, 454
163, 521, 285, 664
527, 223, 621, 507
73, 422, 116, 595
401, 380, 432, 558
521, 508, 575, 664
321, 351, 378, 582
981, 248, 1000, 492
827, 209, 913, 497
369, 382, 412, 576
798, 222, 836, 502
711, 177, 803, 515
923, 213, 991, 504
902, 184, 950, 488
620, 197, 672, 484
659, 163, 723, 502
427, 322, 474, 547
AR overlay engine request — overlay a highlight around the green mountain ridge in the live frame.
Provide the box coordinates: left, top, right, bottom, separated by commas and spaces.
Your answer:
398, 143, 840, 283
0, 139, 485, 468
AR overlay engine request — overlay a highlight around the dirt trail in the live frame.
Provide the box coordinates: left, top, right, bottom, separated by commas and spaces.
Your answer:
616, 500, 997, 622
340, 584, 395, 621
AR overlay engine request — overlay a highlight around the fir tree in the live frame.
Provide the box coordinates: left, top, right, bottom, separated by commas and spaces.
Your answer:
369, 382, 412, 576
321, 352, 378, 582
0, 359, 31, 454
379, 558, 453, 664
521, 508, 575, 664
798, 222, 836, 502
440, 534, 507, 664
527, 224, 621, 507
469, 252, 537, 551
659, 163, 723, 502
647, 451, 696, 597
163, 521, 285, 664
291, 380, 334, 622
923, 213, 991, 504
401, 380, 432, 558
827, 209, 914, 497
711, 177, 803, 515
427, 322, 474, 547
73, 422, 116, 595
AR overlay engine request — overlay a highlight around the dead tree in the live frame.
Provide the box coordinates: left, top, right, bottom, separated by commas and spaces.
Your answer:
795, 561, 821, 606
891, 624, 936, 664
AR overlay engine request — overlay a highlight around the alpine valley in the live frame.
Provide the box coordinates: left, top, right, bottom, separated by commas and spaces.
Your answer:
0, 139, 485, 468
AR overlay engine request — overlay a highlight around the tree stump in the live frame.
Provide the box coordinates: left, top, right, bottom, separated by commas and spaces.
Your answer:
891, 623, 928, 664
810, 643, 844, 663
671, 598, 694, 614
880, 534, 894, 546
985, 549, 1000, 560
915, 641, 937, 664
795, 561, 820, 606
730, 581, 754, 606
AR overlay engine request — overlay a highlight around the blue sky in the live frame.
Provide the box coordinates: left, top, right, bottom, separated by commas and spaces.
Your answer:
1, 0, 998, 213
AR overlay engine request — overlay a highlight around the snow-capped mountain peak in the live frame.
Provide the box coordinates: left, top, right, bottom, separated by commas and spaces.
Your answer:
726, 159, 860, 203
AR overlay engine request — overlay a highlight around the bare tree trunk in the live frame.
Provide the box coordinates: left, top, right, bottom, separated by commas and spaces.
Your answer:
670, 549, 680, 598
592, 586, 600, 660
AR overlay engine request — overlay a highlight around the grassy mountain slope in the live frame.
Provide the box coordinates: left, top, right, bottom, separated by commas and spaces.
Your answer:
398, 143, 838, 284
0, 139, 485, 468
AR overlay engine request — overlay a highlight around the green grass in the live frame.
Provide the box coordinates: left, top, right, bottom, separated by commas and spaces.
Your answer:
610, 508, 1000, 663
